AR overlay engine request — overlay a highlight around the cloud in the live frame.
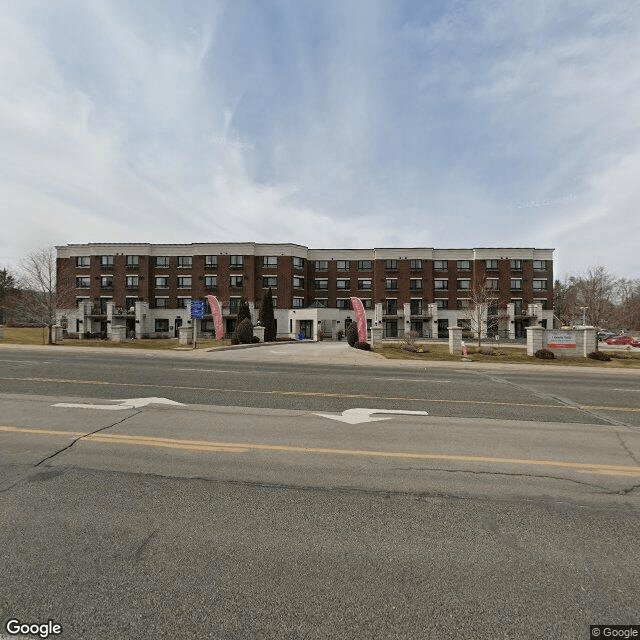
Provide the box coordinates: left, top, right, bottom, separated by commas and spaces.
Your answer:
0, 0, 639, 278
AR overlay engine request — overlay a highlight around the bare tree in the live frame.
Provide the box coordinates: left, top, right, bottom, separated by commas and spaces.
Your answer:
555, 266, 618, 328
17, 246, 69, 344
461, 277, 507, 348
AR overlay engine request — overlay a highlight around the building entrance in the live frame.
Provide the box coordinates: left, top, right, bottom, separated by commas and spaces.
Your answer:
299, 320, 313, 340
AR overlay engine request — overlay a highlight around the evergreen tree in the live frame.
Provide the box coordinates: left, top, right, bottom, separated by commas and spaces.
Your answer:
258, 287, 276, 341
234, 299, 252, 342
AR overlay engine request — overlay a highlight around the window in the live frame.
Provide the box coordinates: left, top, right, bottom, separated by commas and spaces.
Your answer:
513, 299, 523, 315
362, 299, 372, 310
510, 259, 522, 271
263, 276, 277, 288
314, 260, 328, 271
201, 320, 214, 332
155, 276, 169, 289
534, 298, 548, 310
436, 299, 449, 309
126, 276, 139, 289
386, 299, 397, 315
154, 298, 169, 309
336, 299, 350, 309
230, 256, 244, 268
178, 256, 192, 268
487, 302, 499, 316
410, 300, 423, 315
410, 259, 422, 270
336, 279, 350, 290
457, 279, 471, 290
101, 255, 114, 267
100, 276, 113, 289
410, 279, 423, 291
125, 297, 138, 310
230, 276, 244, 288
272, 297, 277, 308
178, 276, 192, 288
358, 279, 372, 290
293, 257, 304, 269
75, 256, 90, 268
205, 276, 217, 289
533, 260, 548, 271
293, 297, 304, 308
336, 260, 350, 271
178, 297, 191, 309
485, 259, 499, 270
435, 279, 448, 290
76, 277, 90, 288
357, 260, 372, 270
486, 279, 499, 290
457, 299, 470, 310
457, 260, 471, 271
434, 260, 448, 271
156, 256, 170, 267
293, 276, 305, 289
126, 255, 139, 267
385, 260, 398, 270
262, 256, 277, 267
155, 319, 169, 332
510, 279, 523, 291
314, 279, 329, 290
312, 298, 328, 308
98, 297, 111, 313
205, 255, 218, 268
229, 298, 241, 314
533, 279, 548, 291
386, 278, 398, 290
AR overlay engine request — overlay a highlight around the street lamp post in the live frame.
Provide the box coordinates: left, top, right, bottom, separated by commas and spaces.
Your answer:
580, 306, 588, 327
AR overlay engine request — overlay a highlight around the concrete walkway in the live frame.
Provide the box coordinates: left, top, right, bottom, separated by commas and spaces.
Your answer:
2, 340, 639, 374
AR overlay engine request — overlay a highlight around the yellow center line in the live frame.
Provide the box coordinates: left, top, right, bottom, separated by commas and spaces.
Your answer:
2, 425, 640, 477
4, 375, 639, 412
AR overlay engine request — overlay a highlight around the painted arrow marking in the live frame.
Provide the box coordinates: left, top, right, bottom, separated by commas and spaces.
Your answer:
53, 397, 185, 410
314, 408, 429, 424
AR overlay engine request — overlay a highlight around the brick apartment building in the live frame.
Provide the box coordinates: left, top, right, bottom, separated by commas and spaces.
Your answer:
55, 243, 554, 340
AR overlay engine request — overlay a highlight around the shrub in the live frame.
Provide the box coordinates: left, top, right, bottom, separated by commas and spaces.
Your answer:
402, 342, 417, 352
336, 329, 344, 340
230, 337, 239, 345
588, 350, 611, 361
535, 348, 555, 359
354, 341, 371, 350
236, 317, 254, 344
251, 335, 261, 343
346, 322, 359, 347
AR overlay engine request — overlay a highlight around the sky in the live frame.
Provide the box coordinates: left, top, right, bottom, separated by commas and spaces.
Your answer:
1, 0, 639, 278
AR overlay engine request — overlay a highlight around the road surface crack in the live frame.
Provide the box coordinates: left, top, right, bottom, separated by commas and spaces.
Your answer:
390, 466, 611, 492
134, 529, 159, 562
615, 432, 640, 466
33, 410, 143, 467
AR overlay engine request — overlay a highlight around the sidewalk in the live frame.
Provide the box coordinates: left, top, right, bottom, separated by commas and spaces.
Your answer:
2, 340, 639, 375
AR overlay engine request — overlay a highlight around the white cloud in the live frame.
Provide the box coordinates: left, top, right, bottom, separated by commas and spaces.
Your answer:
0, 0, 639, 278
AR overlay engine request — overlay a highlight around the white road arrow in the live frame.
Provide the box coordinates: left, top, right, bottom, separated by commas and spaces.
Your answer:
53, 397, 185, 410
314, 408, 429, 424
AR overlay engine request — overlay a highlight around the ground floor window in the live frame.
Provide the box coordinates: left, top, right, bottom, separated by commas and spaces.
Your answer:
155, 319, 169, 332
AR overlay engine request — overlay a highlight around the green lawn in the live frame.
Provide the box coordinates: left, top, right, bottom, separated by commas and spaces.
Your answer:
374, 342, 640, 368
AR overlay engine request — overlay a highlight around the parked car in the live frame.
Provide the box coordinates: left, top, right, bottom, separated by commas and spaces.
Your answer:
605, 336, 640, 347
597, 330, 618, 341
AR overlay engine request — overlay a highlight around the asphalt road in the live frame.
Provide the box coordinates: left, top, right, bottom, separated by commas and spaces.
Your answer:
1, 344, 639, 639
